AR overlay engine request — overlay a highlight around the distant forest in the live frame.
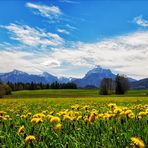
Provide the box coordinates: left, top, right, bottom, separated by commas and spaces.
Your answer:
7, 81, 77, 91
0, 81, 77, 98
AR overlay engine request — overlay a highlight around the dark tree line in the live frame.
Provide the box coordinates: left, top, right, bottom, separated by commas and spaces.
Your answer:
100, 74, 129, 95
7, 81, 77, 91
0, 82, 12, 98
50, 81, 77, 89
100, 78, 115, 95
115, 74, 129, 94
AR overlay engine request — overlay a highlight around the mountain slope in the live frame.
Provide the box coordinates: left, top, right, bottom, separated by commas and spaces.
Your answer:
58, 77, 71, 83
130, 78, 148, 89
0, 70, 46, 83
0, 67, 138, 88
73, 66, 116, 87
41, 72, 58, 83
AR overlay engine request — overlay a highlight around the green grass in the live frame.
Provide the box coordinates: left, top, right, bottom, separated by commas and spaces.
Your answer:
4, 89, 148, 99
0, 96, 148, 147
1, 89, 148, 147
3, 89, 148, 105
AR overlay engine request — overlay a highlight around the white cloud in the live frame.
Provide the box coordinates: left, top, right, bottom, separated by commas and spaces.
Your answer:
66, 24, 77, 30
42, 59, 61, 67
0, 50, 40, 73
49, 31, 148, 79
60, 0, 80, 4
0, 23, 64, 47
0, 49, 62, 75
1, 31, 148, 79
134, 15, 148, 27
57, 28, 70, 34
26, 2, 62, 20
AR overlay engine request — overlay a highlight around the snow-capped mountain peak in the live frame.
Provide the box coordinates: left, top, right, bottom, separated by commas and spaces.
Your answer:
85, 66, 112, 77
11, 69, 27, 75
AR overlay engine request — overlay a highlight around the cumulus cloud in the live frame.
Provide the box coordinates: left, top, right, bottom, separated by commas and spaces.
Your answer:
49, 31, 148, 79
0, 49, 62, 74
26, 2, 62, 20
0, 50, 40, 73
1, 31, 148, 79
0, 23, 64, 47
42, 59, 61, 67
134, 15, 148, 27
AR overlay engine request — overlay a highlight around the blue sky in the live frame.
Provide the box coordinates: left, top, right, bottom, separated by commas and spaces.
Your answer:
0, 0, 148, 79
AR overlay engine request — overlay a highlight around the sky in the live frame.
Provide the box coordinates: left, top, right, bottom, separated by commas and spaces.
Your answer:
0, 0, 148, 79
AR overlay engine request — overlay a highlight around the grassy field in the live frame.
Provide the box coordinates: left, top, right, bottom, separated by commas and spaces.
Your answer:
4, 89, 148, 99
0, 89, 148, 147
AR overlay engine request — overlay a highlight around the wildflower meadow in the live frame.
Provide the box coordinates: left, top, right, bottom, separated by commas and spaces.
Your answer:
0, 97, 148, 148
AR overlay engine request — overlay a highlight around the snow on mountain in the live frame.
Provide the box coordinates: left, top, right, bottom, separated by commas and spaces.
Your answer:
41, 72, 58, 83
0, 67, 137, 88
73, 66, 116, 87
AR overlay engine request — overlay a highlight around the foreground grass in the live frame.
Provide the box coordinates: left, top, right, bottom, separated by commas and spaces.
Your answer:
0, 98, 148, 147
1, 89, 148, 147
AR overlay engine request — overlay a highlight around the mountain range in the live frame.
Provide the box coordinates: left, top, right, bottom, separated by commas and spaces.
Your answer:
0, 66, 147, 89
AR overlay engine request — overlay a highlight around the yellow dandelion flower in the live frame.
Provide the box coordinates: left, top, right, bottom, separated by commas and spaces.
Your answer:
4, 115, 11, 120
124, 110, 133, 115
103, 113, 113, 120
50, 116, 60, 123
27, 112, 32, 116
97, 114, 104, 119
42, 110, 48, 114
54, 123, 62, 130
31, 118, 43, 123
137, 116, 142, 120
84, 116, 89, 126
83, 105, 89, 111
138, 112, 147, 117
25, 135, 36, 144
128, 113, 135, 119
120, 111, 125, 116
47, 114, 53, 120
0, 111, 6, 116
18, 125, 25, 135
63, 115, 72, 121
89, 114, 96, 123
114, 108, 122, 114
77, 115, 82, 121
33, 113, 45, 118
71, 104, 80, 110
49, 111, 54, 115
74, 111, 80, 116
131, 137, 145, 148
2, 117, 7, 121
20, 115, 27, 119
108, 103, 117, 109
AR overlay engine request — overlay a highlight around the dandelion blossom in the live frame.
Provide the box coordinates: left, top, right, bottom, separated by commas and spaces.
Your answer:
54, 123, 62, 130
25, 135, 36, 144
89, 114, 96, 123
131, 137, 145, 148
50, 116, 60, 123
18, 125, 25, 135
31, 118, 43, 123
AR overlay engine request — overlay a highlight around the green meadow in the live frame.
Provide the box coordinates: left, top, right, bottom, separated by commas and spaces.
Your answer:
0, 89, 148, 147
4, 89, 148, 99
